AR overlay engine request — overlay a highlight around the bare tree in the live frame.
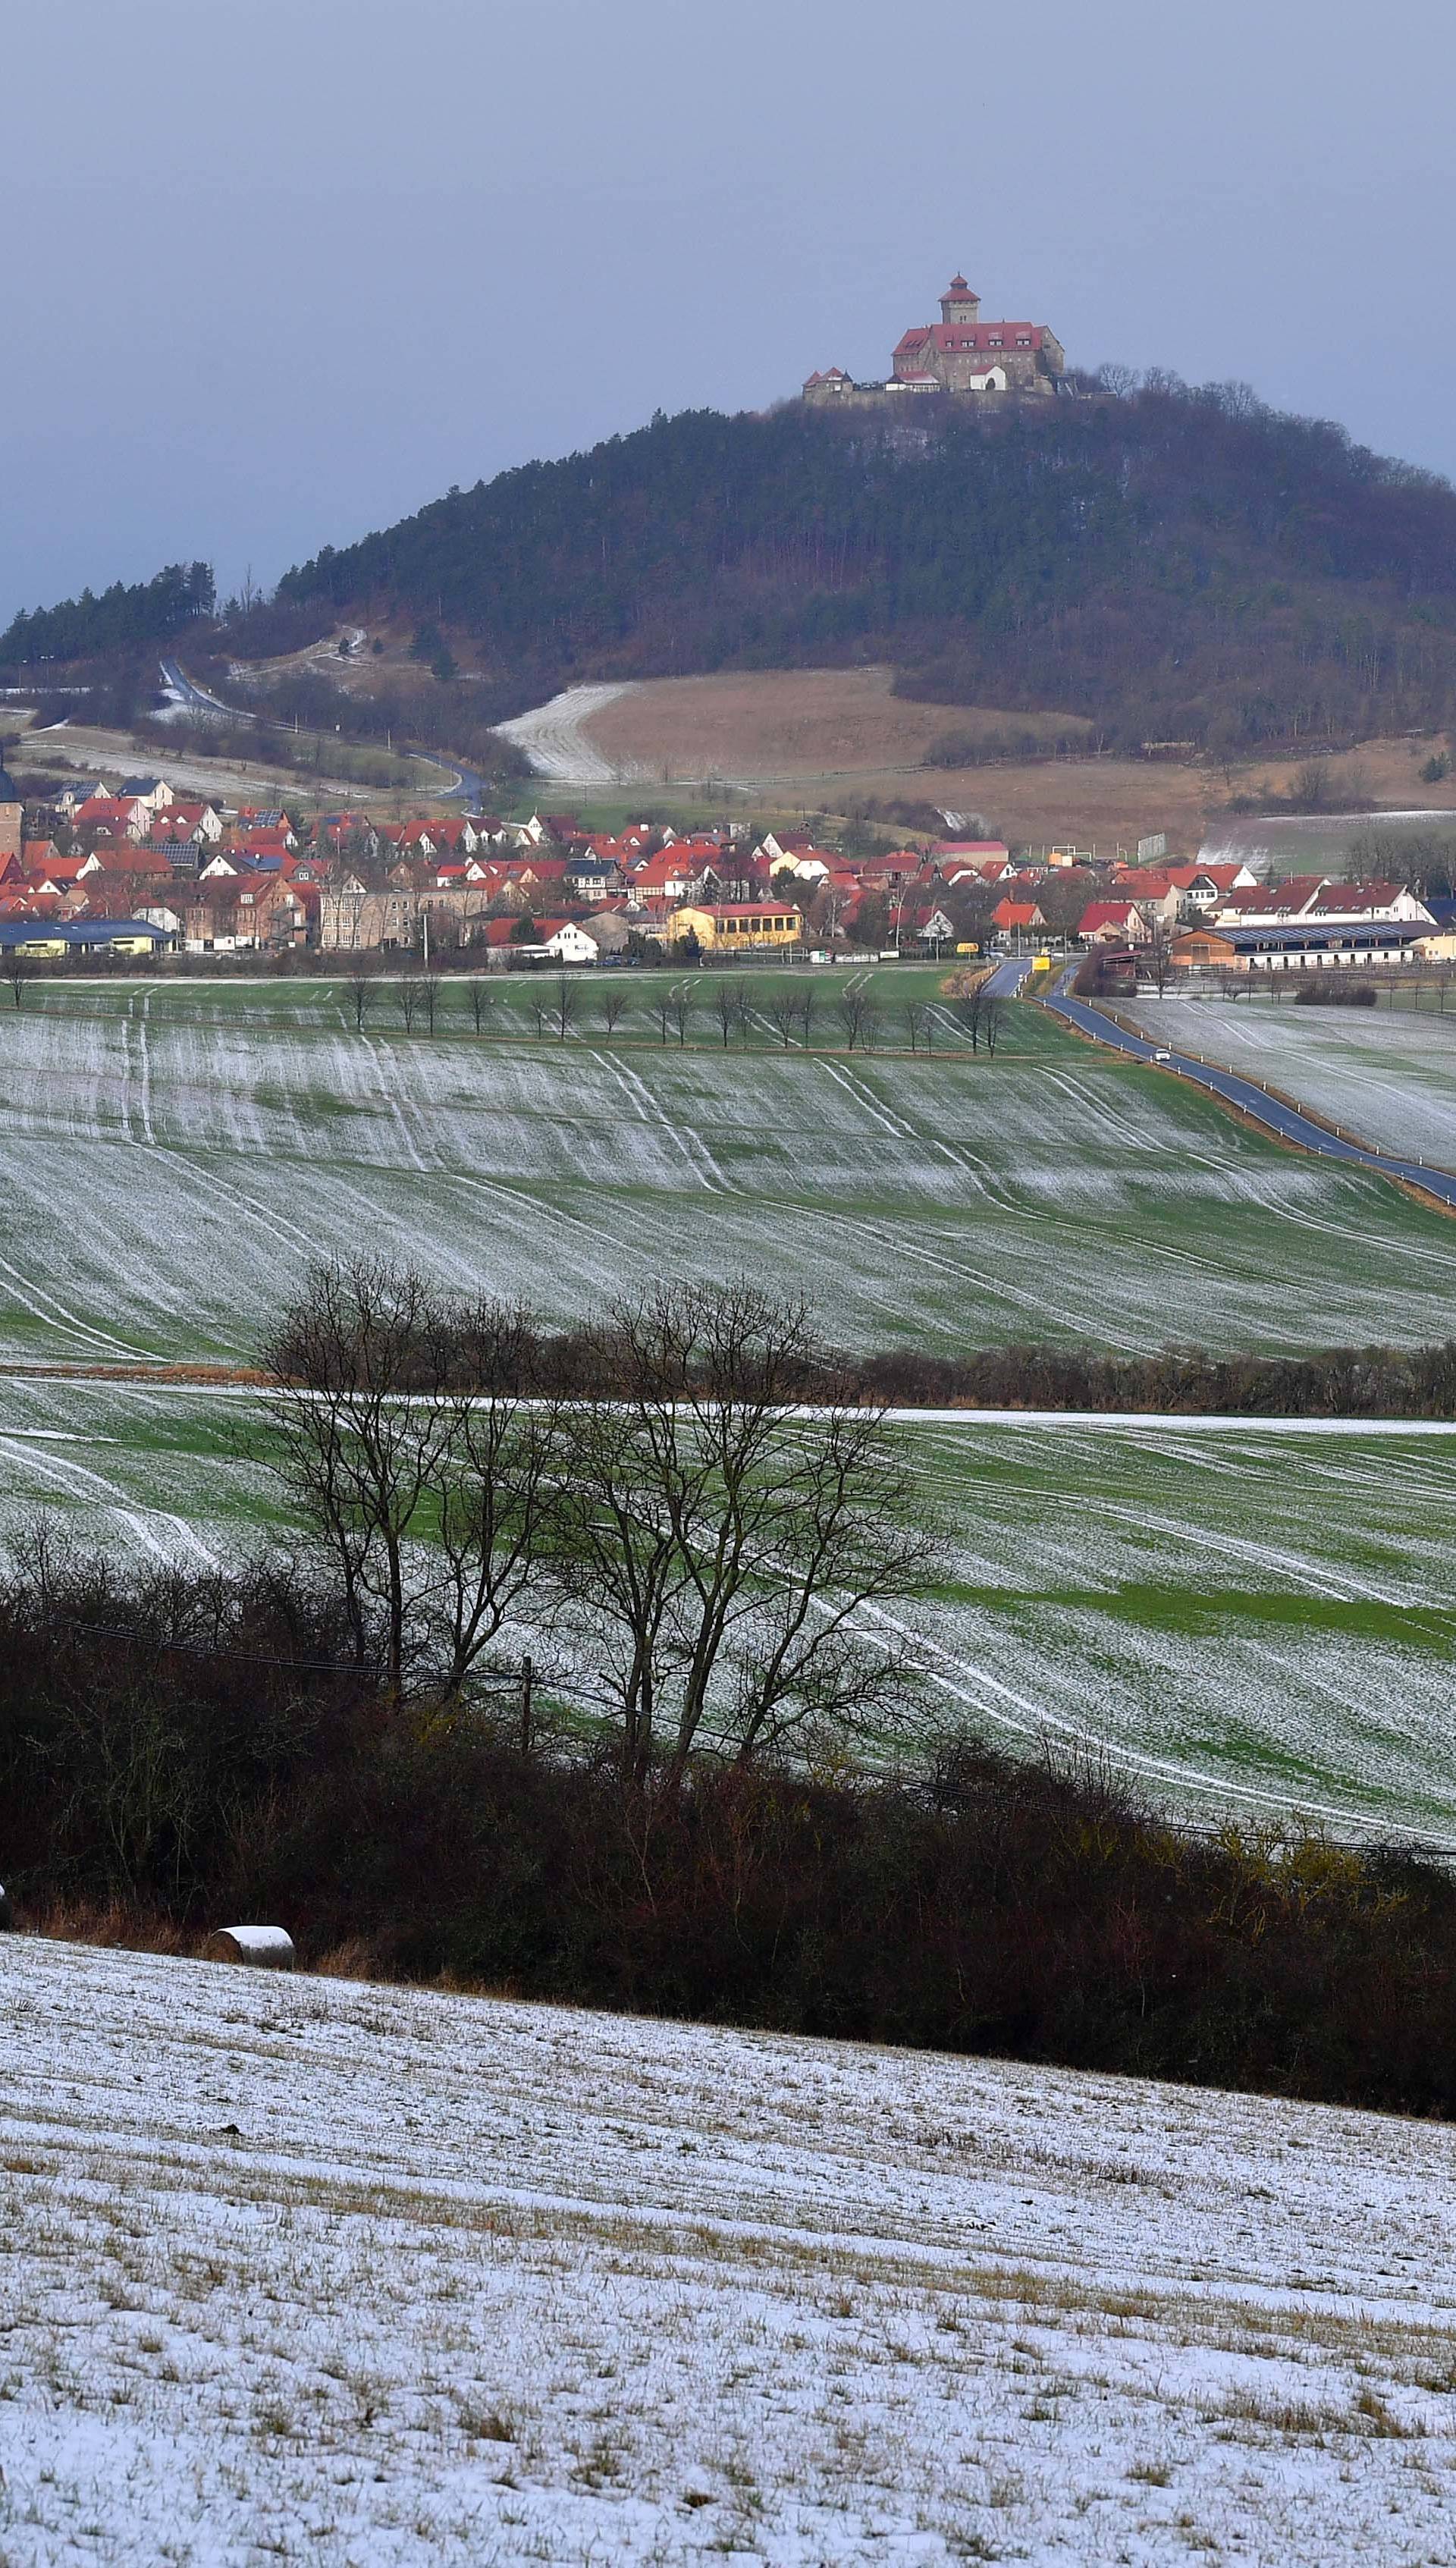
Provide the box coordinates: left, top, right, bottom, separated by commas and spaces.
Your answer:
667, 984, 698, 1047
4, 950, 32, 1010
421, 954, 442, 1034
259, 1265, 939, 1771
467, 976, 493, 1034
797, 987, 819, 1050
1144, 918, 1175, 999
259, 1260, 457, 1691
346, 959, 375, 1031
712, 981, 739, 1049
982, 994, 1005, 1056
597, 985, 629, 1038
396, 972, 422, 1034
551, 1283, 939, 1787
836, 988, 880, 1051
947, 973, 985, 1053
765, 988, 800, 1049
555, 973, 580, 1042
529, 985, 554, 1039
903, 1001, 929, 1053
259, 1260, 559, 1703
651, 985, 676, 1046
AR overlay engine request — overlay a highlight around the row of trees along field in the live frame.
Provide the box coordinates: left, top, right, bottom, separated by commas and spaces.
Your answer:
331, 968, 1007, 1053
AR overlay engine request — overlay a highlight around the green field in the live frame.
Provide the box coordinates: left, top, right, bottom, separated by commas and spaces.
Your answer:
5, 1372, 1456, 1838
6, 968, 1456, 1366
9, 970, 1456, 1839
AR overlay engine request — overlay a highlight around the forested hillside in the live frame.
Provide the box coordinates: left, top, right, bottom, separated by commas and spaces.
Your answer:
11, 385, 1456, 756
0, 561, 215, 665
275, 386, 1456, 752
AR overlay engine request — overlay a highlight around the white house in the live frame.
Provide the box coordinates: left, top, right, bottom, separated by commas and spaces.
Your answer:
542, 921, 603, 965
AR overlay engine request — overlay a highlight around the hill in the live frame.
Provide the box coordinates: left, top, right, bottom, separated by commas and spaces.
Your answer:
8, 1932, 1456, 2564
269, 385, 1456, 756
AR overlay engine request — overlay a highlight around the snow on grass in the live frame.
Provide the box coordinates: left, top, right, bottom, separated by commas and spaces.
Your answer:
8, 998, 1456, 1364
1128, 993, 1456, 1166
899, 1422, 1456, 1836
5, 1932, 1456, 2565
9, 1385, 1456, 1838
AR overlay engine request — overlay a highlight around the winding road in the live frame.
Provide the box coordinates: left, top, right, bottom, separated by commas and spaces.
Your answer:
159, 656, 485, 802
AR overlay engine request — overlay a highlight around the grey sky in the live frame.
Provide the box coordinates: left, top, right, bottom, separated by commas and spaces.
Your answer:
5, 0, 1454, 628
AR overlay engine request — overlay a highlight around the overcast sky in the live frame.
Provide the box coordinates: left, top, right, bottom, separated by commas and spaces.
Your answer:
5, 0, 1454, 627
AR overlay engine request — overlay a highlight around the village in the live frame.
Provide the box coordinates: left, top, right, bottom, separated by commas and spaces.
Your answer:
0, 752, 1451, 978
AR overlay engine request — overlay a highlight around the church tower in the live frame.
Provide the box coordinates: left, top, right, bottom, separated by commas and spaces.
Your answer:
940, 274, 981, 325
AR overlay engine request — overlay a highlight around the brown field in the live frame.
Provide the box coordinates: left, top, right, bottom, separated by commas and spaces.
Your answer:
585, 666, 1089, 783
583, 668, 1456, 855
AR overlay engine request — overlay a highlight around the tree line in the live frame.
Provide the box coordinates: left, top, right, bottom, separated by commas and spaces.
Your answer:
337, 965, 1006, 1054
0, 562, 215, 666
262, 1277, 1456, 1418
8, 1530, 1456, 2121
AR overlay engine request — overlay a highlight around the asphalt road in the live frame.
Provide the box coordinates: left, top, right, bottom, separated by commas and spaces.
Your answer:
158, 657, 246, 720
1040, 966, 1456, 1210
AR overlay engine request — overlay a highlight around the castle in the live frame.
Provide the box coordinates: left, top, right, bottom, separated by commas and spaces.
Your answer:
803, 272, 1068, 406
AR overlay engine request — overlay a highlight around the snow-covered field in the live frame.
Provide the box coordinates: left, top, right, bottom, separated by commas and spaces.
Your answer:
5, 1935, 1456, 2566
6, 991, 1456, 1363
1128, 994, 1456, 1166
494, 683, 645, 782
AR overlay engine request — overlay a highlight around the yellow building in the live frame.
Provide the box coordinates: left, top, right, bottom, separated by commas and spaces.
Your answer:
672, 901, 802, 952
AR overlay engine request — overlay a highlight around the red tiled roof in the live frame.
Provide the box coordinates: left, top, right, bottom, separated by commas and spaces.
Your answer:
894, 324, 1043, 357
1079, 900, 1144, 931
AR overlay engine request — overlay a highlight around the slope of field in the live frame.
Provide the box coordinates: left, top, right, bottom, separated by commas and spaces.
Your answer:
8, 965, 1456, 1366
6, 974, 1456, 1368
580, 666, 1089, 779
7, 1934, 1456, 2566
8, 1375, 1456, 1836
1127, 992, 1456, 1166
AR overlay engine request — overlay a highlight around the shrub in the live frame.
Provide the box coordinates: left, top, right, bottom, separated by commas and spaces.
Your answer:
9, 1549, 1456, 2117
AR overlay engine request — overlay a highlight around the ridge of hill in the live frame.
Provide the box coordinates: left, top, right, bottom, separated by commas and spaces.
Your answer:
271, 388, 1456, 755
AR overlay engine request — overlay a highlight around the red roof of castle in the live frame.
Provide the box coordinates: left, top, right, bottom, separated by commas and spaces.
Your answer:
896, 324, 1045, 359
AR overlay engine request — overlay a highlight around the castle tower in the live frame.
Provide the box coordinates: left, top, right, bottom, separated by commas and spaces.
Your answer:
939, 274, 981, 325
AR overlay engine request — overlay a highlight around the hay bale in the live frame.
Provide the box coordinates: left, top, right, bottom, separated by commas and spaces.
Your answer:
204, 1924, 295, 1969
